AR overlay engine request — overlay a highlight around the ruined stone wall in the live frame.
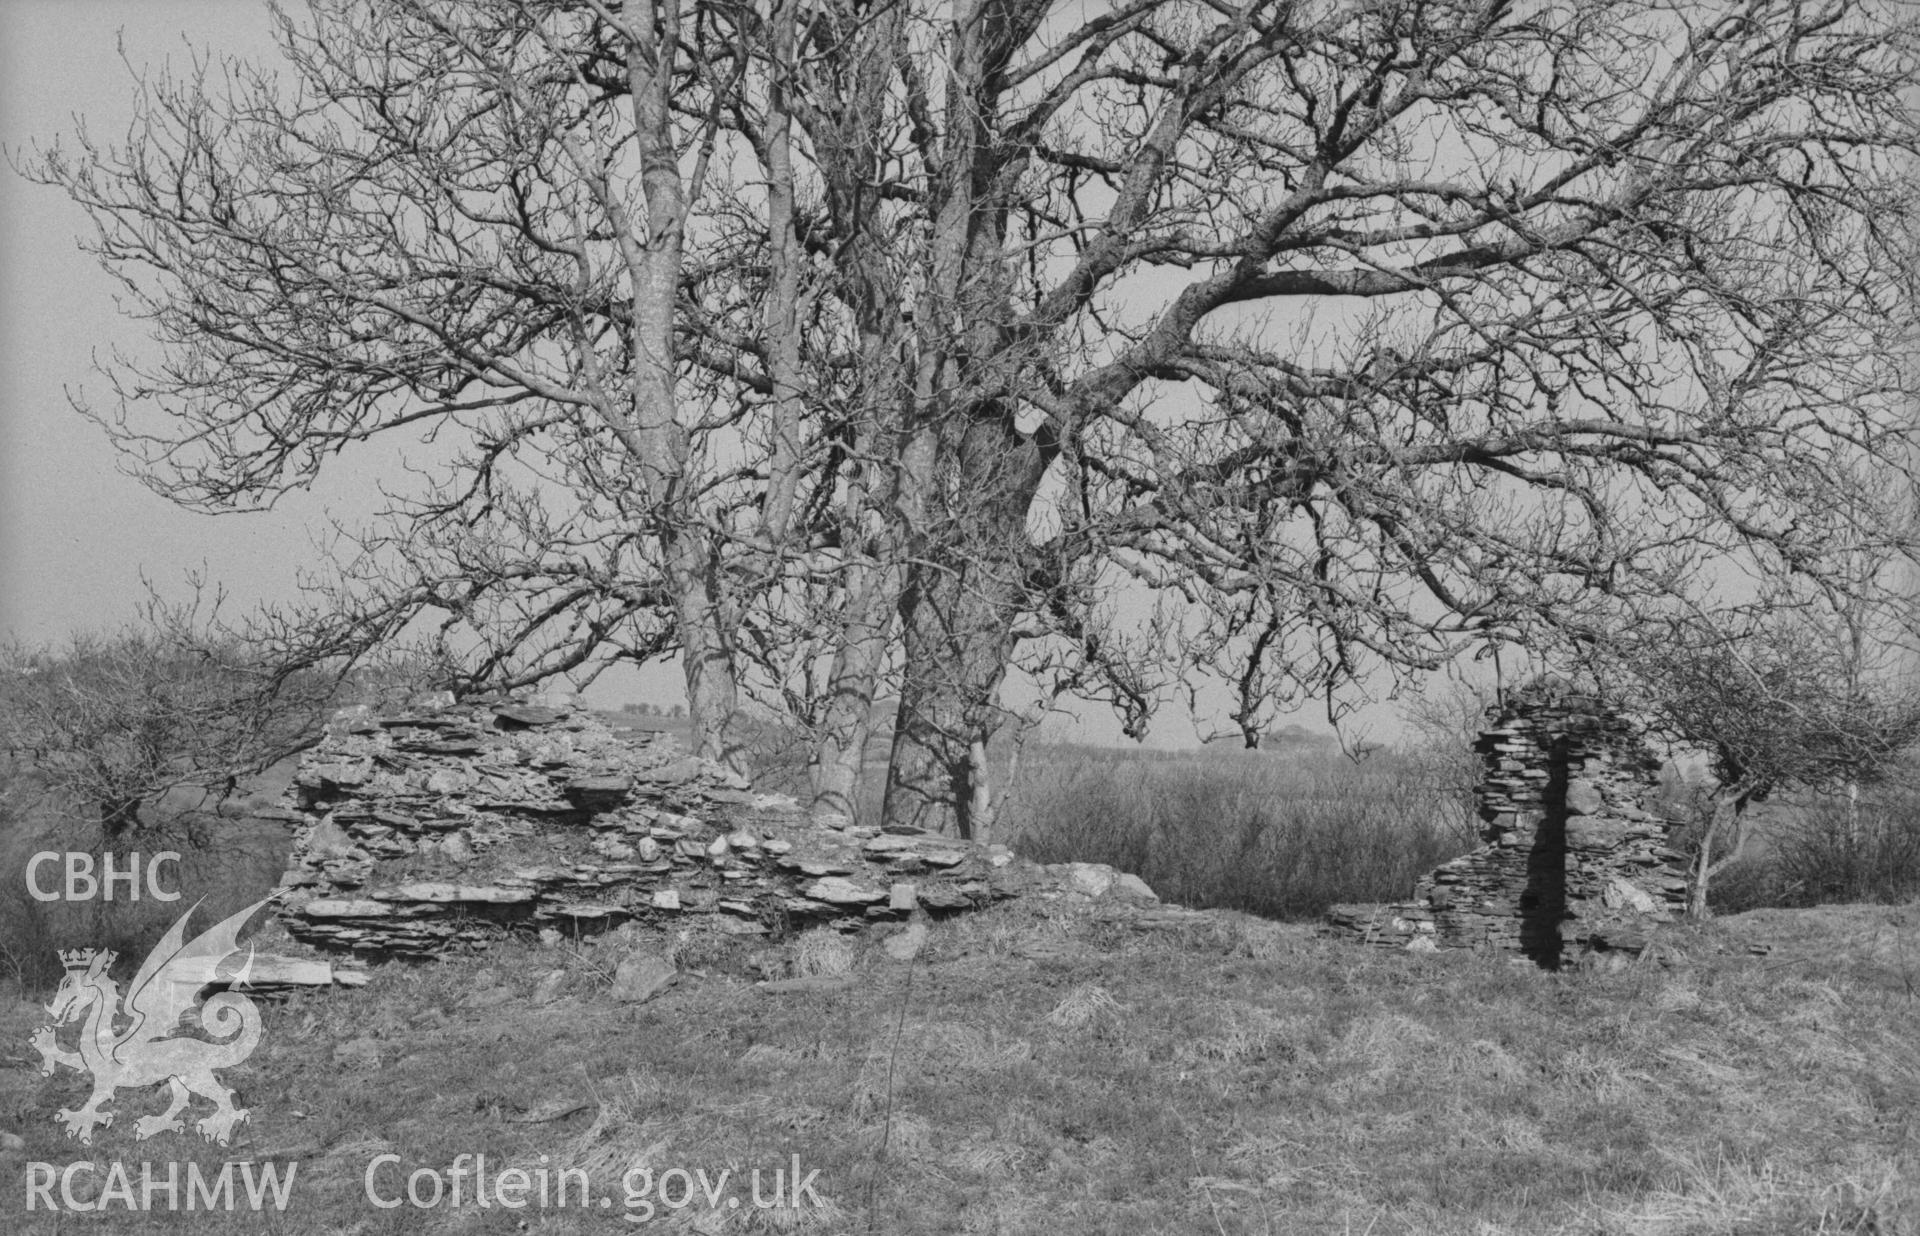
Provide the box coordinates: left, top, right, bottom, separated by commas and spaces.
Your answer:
273, 695, 1154, 956
1324, 684, 1690, 967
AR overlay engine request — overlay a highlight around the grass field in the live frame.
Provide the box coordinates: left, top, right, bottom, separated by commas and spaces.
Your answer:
4, 895, 1916, 1235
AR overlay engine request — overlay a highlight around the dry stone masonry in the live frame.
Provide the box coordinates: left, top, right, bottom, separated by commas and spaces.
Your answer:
274, 694, 1155, 957
1324, 683, 1690, 968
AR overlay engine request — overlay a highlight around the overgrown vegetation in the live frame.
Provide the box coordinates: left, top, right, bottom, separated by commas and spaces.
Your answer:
1592, 613, 1920, 917
1002, 745, 1473, 921
997, 688, 1920, 924
0, 818, 289, 991
0, 614, 333, 839
1706, 788, 1920, 916
604, 698, 1920, 924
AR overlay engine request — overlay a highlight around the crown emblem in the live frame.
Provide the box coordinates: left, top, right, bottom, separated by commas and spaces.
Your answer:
59, 948, 107, 971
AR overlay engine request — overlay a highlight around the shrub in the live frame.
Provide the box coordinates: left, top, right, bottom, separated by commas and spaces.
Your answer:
0, 773, 290, 991
0, 607, 335, 988
1703, 783, 1920, 914
1703, 853, 1788, 916
0, 619, 334, 838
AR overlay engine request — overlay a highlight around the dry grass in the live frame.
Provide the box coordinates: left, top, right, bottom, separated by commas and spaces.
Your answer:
4, 898, 1914, 1234
1002, 744, 1474, 920
791, 926, 859, 979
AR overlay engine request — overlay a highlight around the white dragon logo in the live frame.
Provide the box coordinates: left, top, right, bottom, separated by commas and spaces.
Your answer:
29, 895, 275, 1146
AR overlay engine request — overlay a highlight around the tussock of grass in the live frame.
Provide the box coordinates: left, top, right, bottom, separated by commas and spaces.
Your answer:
1595, 1148, 1917, 1235
1041, 982, 1122, 1031
791, 926, 858, 978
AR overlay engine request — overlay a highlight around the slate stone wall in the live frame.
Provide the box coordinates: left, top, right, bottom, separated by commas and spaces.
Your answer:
273, 694, 1154, 956
1324, 683, 1690, 967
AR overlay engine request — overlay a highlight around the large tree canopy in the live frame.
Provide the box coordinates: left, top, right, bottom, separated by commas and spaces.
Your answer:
26, 0, 1920, 835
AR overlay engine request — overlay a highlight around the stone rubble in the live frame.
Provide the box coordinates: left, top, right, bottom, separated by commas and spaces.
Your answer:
274, 694, 1155, 957
1323, 682, 1692, 967
609, 951, 678, 1004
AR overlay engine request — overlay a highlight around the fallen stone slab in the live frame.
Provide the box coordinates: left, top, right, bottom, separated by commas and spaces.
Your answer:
883, 921, 930, 963
194, 953, 370, 994
803, 876, 887, 906
375, 882, 538, 904
756, 975, 855, 995
610, 952, 678, 1004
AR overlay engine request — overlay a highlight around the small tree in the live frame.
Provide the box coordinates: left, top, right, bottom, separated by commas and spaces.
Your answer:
1602, 614, 1920, 918
1400, 679, 1499, 847
0, 605, 336, 839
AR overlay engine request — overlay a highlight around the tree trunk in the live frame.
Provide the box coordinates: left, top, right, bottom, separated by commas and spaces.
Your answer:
616, 13, 742, 773
1688, 791, 1756, 920
794, 0, 914, 822
668, 527, 740, 771
1688, 823, 1714, 920
757, 0, 805, 546
808, 558, 899, 820
881, 560, 1015, 838
880, 425, 1037, 836
870, 0, 1061, 836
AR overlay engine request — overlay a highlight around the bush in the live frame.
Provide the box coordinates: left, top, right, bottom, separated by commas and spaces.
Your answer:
1702, 853, 1786, 916
1704, 785, 1920, 914
1, 619, 334, 837
1001, 745, 1472, 921
0, 608, 334, 988
0, 766, 290, 991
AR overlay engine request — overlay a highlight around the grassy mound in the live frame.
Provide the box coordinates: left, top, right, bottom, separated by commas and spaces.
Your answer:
5, 898, 1913, 1234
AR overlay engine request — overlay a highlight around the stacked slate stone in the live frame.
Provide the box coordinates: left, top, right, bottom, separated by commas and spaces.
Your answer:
274, 695, 1069, 957
1323, 683, 1691, 967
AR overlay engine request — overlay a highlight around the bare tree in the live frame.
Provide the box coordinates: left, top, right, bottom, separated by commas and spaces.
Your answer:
764, 0, 1920, 836
25, 0, 1920, 842
1594, 604, 1920, 918
0, 599, 335, 838
1400, 677, 1497, 846
1620, 614, 1920, 913
23, 0, 759, 764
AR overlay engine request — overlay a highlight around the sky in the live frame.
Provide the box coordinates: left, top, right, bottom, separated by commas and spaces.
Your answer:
0, 0, 734, 723
0, 2, 303, 642
0, 1, 1434, 748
